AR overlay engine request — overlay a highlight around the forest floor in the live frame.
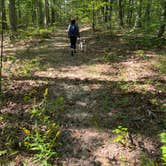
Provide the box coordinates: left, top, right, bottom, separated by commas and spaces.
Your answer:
1, 26, 166, 166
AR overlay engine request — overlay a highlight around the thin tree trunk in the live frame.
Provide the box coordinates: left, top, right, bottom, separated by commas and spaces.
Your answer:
44, 0, 50, 28
158, 1, 166, 37
18, 0, 22, 25
1, 0, 7, 30
0, 0, 4, 104
9, 0, 17, 32
109, 0, 113, 27
134, 0, 142, 28
51, 0, 56, 25
109, 0, 113, 21
32, 0, 37, 25
37, 0, 44, 27
92, 3, 95, 31
118, 0, 124, 27
145, 0, 151, 25
127, 0, 134, 27
100, 5, 103, 22
104, 0, 109, 23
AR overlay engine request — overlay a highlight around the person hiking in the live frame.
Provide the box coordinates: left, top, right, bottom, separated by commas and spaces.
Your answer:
67, 19, 80, 56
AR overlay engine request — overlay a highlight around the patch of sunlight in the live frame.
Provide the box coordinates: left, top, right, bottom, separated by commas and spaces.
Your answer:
82, 84, 102, 91
15, 80, 48, 87
53, 42, 68, 47
66, 112, 92, 119
80, 26, 91, 32
88, 64, 97, 73
76, 101, 87, 107
118, 61, 155, 81
35, 63, 116, 82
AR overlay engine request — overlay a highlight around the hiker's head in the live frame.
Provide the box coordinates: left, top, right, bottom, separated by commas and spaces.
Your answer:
71, 19, 76, 25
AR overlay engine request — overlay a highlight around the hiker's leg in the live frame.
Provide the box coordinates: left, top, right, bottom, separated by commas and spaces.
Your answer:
70, 37, 74, 48
73, 37, 77, 53
70, 37, 74, 55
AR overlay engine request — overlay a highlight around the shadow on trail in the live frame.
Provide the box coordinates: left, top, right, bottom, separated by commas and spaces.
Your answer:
1, 74, 164, 164
2, 75, 165, 134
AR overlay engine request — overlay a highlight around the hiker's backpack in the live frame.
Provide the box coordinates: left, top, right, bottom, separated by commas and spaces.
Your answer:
69, 24, 76, 37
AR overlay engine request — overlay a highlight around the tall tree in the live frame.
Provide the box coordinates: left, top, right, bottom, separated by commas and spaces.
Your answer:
145, 0, 151, 26
1, 0, 7, 30
51, 0, 56, 25
32, 0, 37, 25
134, 0, 142, 28
37, 0, 44, 27
108, 0, 114, 27
92, 1, 95, 31
118, 0, 124, 27
158, 1, 166, 37
127, 0, 134, 27
9, 0, 17, 32
0, 0, 4, 104
17, 0, 22, 25
44, 0, 50, 28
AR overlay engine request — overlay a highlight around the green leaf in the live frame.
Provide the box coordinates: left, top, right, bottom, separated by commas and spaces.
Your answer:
0, 150, 7, 156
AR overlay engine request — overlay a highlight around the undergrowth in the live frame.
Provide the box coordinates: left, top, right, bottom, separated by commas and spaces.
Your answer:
0, 89, 64, 166
9, 27, 55, 41
23, 89, 64, 165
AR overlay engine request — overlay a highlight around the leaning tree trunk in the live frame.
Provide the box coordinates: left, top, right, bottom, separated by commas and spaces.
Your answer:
9, 0, 17, 32
157, 1, 166, 37
118, 0, 124, 27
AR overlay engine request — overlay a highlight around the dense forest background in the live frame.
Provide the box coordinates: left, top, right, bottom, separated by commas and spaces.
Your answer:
0, 0, 166, 166
0, 0, 166, 37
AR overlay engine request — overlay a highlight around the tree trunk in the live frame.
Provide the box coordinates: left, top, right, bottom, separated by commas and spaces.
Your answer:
134, 0, 142, 28
108, 0, 113, 27
158, 1, 166, 37
92, 3, 95, 31
145, 0, 151, 24
18, 0, 22, 24
9, 0, 17, 32
0, 0, 4, 104
44, 0, 50, 28
51, 0, 56, 25
37, 0, 44, 27
118, 0, 124, 27
32, 0, 37, 25
109, 0, 113, 21
104, 0, 109, 23
0, 0, 7, 30
127, 0, 134, 27
101, 7, 105, 22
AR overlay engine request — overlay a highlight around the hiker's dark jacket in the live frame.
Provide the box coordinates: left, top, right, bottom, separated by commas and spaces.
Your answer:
67, 24, 80, 38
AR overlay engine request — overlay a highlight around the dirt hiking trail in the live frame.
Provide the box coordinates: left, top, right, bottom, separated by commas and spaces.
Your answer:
1, 26, 166, 165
